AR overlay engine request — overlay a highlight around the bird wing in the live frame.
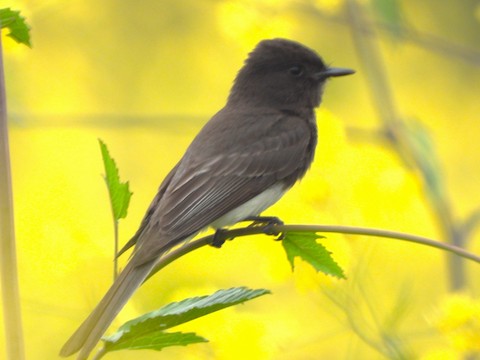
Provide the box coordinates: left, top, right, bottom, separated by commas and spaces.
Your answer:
133, 109, 315, 264
116, 163, 180, 257
60, 110, 316, 359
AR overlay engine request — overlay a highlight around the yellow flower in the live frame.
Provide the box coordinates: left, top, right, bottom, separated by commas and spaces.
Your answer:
435, 294, 480, 353
420, 348, 459, 360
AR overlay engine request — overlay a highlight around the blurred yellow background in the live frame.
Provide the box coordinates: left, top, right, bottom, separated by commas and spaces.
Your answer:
2, 0, 480, 359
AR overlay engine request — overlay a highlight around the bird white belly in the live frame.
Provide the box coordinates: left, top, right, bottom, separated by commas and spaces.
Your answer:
210, 182, 287, 229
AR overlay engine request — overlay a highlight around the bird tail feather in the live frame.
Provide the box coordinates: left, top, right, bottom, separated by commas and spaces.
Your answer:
60, 258, 157, 359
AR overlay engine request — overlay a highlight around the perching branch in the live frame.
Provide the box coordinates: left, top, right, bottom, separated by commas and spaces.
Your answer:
145, 224, 480, 281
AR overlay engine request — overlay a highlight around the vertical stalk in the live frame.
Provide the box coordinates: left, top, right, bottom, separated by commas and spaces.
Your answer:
113, 220, 119, 280
344, 0, 465, 289
0, 33, 25, 360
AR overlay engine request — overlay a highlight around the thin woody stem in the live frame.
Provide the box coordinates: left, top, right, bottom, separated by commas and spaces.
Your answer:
0, 30, 25, 360
145, 224, 480, 281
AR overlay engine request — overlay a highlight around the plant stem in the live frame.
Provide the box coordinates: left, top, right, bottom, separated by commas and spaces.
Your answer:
145, 224, 480, 281
296, 2, 480, 66
344, 0, 466, 290
0, 33, 25, 360
113, 220, 119, 280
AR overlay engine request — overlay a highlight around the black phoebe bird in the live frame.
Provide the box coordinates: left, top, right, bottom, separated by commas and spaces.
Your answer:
60, 38, 354, 359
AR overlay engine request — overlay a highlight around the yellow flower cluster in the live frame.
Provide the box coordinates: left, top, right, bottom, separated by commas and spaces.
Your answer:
435, 294, 480, 354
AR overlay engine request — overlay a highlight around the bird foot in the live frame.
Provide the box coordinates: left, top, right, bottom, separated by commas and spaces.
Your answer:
211, 228, 231, 248
211, 216, 285, 248
244, 216, 285, 240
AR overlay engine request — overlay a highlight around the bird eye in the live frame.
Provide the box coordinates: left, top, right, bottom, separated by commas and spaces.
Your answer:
289, 65, 304, 77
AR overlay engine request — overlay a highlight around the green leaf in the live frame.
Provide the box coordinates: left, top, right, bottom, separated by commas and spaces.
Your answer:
102, 331, 207, 354
99, 139, 133, 220
100, 287, 269, 356
282, 232, 345, 279
117, 287, 269, 335
404, 119, 444, 200
371, 0, 404, 38
0, 8, 31, 47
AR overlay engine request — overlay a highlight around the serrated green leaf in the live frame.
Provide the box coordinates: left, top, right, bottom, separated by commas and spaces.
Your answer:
117, 287, 269, 336
102, 330, 207, 354
99, 287, 269, 356
99, 139, 133, 220
282, 232, 345, 279
0, 8, 31, 47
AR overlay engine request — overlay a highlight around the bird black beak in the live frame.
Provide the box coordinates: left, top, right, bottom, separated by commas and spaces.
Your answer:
315, 67, 355, 80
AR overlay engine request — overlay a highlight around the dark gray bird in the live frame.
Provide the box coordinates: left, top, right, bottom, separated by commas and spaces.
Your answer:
60, 38, 354, 359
